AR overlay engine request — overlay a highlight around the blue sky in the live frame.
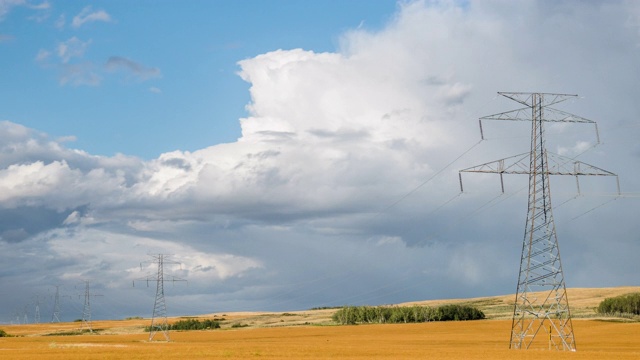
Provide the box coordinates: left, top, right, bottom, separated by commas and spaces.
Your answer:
1, 0, 397, 158
0, 0, 639, 323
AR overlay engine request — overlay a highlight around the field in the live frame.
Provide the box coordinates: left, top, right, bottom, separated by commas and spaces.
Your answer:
1, 287, 639, 359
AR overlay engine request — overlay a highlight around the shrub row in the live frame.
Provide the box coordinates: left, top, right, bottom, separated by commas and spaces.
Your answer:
145, 318, 221, 331
597, 293, 640, 316
332, 304, 485, 325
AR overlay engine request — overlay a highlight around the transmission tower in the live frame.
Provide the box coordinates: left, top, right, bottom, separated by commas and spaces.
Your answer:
78, 280, 102, 333
459, 92, 619, 351
33, 295, 41, 323
134, 254, 186, 341
22, 305, 28, 324
51, 285, 61, 323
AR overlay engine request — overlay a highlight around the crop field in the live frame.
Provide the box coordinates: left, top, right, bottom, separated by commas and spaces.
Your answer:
1, 287, 639, 359
2, 319, 639, 359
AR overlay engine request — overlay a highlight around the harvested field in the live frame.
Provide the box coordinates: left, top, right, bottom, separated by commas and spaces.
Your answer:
1, 287, 639, 359
1, 320, 639, 359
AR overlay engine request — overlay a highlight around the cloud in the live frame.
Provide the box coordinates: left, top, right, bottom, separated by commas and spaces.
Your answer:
28, 1, 49, 10
26, 1, 50, 22
0, 0, 49, 22
59, 62, 101, 86
1, 0, 639, 318
54, 13, 64, 29
56, 36, 91, 64
105, 56, 161, 81
0, 206, 81, 243
0, 0, 25, 21
557, 141, 592, 156
34, 37, 102, 86
33, 15, 158, 87
34, 48, 49, 61
71, 6, 111, 28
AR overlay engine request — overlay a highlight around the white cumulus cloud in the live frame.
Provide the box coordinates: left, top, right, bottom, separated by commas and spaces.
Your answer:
71, 6, 111, 28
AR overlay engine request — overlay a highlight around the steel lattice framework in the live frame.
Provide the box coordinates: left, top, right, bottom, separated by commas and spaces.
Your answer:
135, 254, 186, 341
459, 92, 619, 351
51, 285, 62, 323
79, 280, 102, 333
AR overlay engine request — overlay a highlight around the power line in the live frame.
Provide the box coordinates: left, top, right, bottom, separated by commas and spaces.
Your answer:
376, 139, 482, 215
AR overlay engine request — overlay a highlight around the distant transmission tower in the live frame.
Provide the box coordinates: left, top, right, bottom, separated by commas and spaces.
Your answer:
134, 254, 186, 341
33, 295, 41, 323
22, 305, 28, 324
459, 92, 619, 351
78, 280, 102, 333
51, 285, 61, 323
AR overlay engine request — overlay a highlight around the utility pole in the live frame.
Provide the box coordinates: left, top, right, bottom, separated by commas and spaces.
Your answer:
459, 92, 619, 351
78, 280, 102, 333
134, 254, 187, 341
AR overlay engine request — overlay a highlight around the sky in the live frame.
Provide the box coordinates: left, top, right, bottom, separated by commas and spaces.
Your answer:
0, 0, 639, 323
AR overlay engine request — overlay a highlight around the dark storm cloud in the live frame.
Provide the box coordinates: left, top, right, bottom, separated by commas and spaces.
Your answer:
0, 206, 84, 243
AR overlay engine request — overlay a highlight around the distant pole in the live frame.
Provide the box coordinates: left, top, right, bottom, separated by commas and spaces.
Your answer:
134, 254, 187, 341
460, 92, 619, 351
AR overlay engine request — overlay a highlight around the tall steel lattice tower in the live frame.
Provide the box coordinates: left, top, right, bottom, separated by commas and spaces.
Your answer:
459, 92, 619, 351
134, 254, 186, 341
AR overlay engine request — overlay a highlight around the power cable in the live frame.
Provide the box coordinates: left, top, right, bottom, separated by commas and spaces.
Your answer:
375, 139, 482, 216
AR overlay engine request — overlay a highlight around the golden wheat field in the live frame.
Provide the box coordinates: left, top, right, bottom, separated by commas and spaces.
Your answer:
1, 287, 639, 359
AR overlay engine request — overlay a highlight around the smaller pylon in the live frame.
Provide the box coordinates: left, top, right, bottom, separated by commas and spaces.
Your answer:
78, 280, 102, 333
51, 285, 62, 323
33, 295, 41, 324
22, 305, 28, 324
134, 254, 187, 341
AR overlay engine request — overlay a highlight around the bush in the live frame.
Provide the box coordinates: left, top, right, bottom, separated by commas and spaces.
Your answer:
0, 329, 9, 337
597, 293, 640, 316
332, 304, 484, 325
436, 304, 486, 321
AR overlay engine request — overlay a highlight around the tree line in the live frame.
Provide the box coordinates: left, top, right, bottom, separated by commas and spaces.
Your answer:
332, 304, 485, 325
145, 318, 221, 331
597, 293, 640, 316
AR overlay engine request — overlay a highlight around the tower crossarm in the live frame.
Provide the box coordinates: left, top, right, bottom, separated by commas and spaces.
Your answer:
497, 92, 577, 107
459, 153, 530, 175
459, 152, 619, 193
481, 107, 596, 124
133, 275, 187, 286
478, 92, 599, 143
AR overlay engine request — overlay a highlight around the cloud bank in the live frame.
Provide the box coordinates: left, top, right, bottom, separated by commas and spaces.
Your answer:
1, 0, 639, 321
